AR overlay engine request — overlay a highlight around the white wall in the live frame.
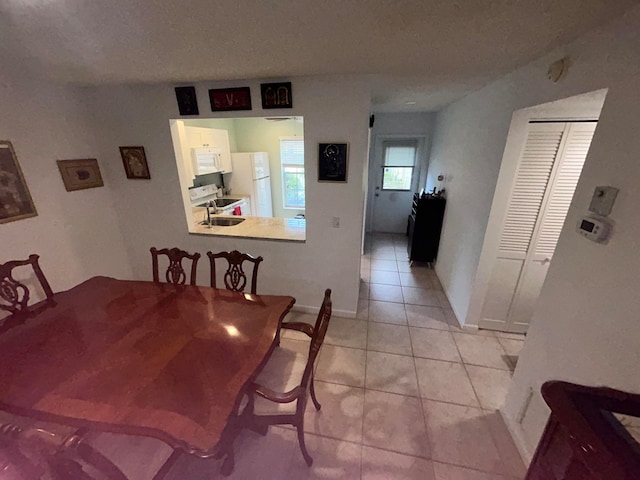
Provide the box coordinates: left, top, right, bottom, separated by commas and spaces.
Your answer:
366, 112, 436, 231
425, 5, 640, 461
84, 76, 370, 315
0, 72, 132, 295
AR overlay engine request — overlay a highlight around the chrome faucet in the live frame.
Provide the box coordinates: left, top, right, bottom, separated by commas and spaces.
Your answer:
206, 199, 217, 227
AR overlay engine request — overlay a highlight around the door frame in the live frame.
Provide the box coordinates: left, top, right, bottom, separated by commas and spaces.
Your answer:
365, 134, 427, 233
465, 90, 607, 329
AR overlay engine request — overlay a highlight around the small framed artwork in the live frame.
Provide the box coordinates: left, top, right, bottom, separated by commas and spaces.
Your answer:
260, 82, 292, 109
209, 87, 252, 111
318, 143, 348, 183
174, 86, 199, 116
119, 146, 151, 179
0, 141, 37, 224
56, 159, 104, 192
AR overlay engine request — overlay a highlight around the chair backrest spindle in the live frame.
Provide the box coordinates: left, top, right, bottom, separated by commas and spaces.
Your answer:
0, 254, 53, 316
150, 247, 200, 286
301, 288, 332, 389
207, 250, 263, 294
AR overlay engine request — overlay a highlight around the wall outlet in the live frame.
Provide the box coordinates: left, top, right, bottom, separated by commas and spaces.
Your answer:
332, 216, 340, 228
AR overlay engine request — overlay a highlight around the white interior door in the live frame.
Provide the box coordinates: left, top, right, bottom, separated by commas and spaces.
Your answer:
479, 122, 596, 333
372, 140, 420, 233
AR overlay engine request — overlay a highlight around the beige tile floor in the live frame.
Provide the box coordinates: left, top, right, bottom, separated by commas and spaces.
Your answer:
13, 233, 528, 479
164, 233, 527, 479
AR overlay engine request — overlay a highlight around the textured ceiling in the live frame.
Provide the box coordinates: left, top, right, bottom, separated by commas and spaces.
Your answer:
0, 0, 637, 111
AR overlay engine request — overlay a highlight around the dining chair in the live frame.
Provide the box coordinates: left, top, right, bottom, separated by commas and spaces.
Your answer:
0, 422, 128, 479
0, 254, 54, 318
206, 250, 263, 294
241, 289, 332, 466
150, 247, 201, 286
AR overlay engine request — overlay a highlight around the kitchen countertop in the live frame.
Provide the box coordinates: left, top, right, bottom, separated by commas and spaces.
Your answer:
189, 209, 306, 242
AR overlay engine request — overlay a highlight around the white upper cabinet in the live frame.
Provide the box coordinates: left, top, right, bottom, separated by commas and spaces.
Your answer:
184, 126, 233, 173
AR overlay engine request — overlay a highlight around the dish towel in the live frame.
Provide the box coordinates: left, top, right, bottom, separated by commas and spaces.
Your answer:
233, 206, 242, 216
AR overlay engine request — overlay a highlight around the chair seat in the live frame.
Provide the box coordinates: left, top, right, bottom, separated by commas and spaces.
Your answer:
251, 338, 310, 416
242, 289, 332, 467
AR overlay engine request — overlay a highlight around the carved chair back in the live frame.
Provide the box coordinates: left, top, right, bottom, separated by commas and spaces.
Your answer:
207, 250, 263, 294
0, 254, 54, 317
150, 247, 201, 286
300, 288, 333, 391
245, 288, 332, 466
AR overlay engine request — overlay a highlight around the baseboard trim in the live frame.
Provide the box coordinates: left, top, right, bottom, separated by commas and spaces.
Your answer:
291, 304, 356, 319
436, 279, 466, 330
501, 409, 535, 466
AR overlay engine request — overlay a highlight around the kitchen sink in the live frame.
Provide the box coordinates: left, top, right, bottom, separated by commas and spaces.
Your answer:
200, 217, 245, 227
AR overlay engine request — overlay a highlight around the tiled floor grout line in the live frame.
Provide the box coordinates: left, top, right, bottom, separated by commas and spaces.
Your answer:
450, 333, 485, 410
321, 334, 516, 373
446, 320, 521, 476
495, 335, 519, 372
357, 234, 526, 477
359, 295, 370, 480
240, 422, 521, 479
368, 243, 436, 471
313, 377, 513, 411
370, 236, 443, 475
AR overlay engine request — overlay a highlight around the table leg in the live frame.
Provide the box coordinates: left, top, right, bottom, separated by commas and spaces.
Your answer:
220, 449, 235, 476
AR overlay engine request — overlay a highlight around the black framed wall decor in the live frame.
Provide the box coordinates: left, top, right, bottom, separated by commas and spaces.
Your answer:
318, 143, 348, 182
175, 86, 199, 115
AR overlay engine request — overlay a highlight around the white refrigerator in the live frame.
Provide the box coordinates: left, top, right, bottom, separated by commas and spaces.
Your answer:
229, 152, 273, 217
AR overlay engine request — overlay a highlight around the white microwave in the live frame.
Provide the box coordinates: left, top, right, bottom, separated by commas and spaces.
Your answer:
192, 147, 222, 175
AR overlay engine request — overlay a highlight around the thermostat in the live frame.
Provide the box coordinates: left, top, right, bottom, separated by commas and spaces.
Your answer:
576, 216, 610, 243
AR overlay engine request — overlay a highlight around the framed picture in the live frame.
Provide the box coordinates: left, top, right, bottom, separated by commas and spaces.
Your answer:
119, 146, 151, 179
0, 141, 37, 224
174, 86, 199, 116
56, 159, 104, 192
260, 82, 292, 109
209, 87, 252, 111
318, 143, 348, 183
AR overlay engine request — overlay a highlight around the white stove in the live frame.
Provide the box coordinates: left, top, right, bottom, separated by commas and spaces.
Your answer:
188, 185, 248, 216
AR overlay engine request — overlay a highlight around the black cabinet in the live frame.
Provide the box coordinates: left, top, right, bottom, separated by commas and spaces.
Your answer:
407, 193, 446, 264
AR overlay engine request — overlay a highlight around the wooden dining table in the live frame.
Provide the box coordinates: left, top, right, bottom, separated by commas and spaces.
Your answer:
0, 276, 295, 476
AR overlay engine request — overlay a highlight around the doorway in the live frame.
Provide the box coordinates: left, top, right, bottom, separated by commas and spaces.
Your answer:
369, 136, 424, 233
480, 121, 597, 332
466, 90, 607, 333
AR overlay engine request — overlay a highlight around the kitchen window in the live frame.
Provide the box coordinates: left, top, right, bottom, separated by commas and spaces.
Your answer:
381, 141, 417, 191
281, 138, 305, 208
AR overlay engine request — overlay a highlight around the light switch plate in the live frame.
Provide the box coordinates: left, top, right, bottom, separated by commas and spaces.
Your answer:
588, 186, 618, 216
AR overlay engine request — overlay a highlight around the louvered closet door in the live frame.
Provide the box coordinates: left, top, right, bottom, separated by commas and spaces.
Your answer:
507, 122, 596, 331
479, 122, 596, 333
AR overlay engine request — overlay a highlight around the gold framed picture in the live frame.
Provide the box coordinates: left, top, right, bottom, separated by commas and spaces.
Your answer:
119, 146, 151, 179
0, 141, 37, 224
56, 159, 104, 192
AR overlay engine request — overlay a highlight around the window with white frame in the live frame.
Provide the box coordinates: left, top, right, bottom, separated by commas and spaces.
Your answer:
381, 141, 417, 191
280, 138, 305, 208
